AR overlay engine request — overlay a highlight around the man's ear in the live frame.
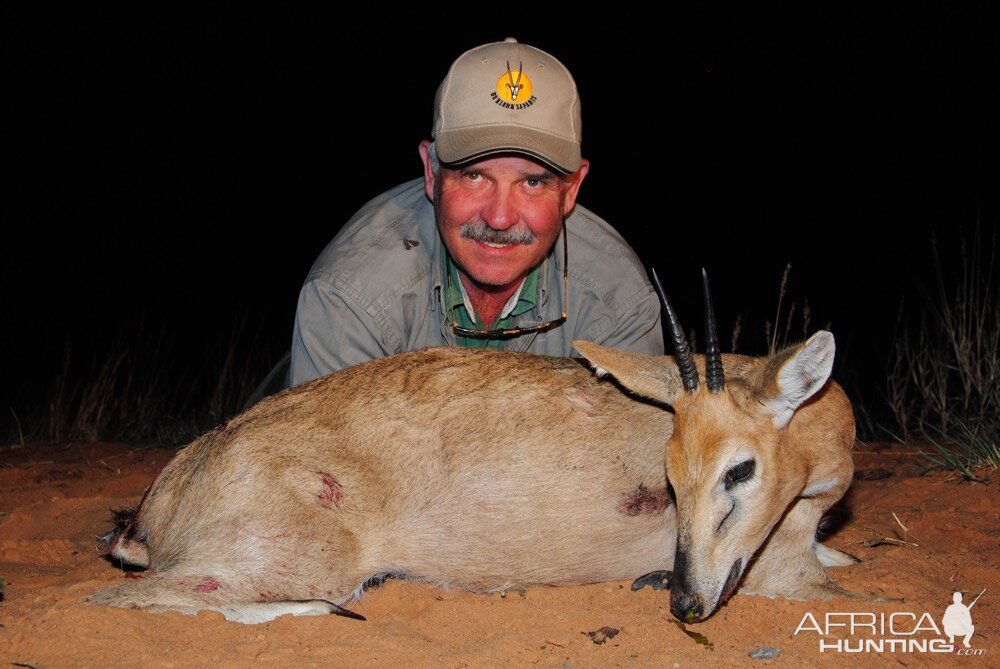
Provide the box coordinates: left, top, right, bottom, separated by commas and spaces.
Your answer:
418, 140, 436, 202
560, 159, 590, 215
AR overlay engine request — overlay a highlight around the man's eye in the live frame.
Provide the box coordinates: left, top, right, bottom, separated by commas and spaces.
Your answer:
463, 171, 481, 181
525, 178, 542, 188
724, 459, 755, 490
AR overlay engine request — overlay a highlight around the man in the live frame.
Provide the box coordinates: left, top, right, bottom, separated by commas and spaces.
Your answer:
279, 38, 663, 391
942, 591, 976, 648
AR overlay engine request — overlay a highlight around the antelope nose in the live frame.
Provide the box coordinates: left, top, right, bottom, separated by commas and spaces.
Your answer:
670, 593, 704, 622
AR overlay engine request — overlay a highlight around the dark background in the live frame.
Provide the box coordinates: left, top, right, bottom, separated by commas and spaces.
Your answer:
4, 11, 997, 436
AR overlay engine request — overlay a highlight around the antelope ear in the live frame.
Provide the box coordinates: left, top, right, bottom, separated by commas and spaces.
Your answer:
572, 340, 682, 404
757, 331, 836, 428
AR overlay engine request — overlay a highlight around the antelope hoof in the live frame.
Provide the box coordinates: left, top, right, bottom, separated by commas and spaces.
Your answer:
323, 600, 367, 620
631, 570, 673, 592
815, 543, 860, 567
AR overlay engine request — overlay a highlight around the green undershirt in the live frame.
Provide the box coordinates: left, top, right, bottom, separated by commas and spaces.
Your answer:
445, 256, 539, 349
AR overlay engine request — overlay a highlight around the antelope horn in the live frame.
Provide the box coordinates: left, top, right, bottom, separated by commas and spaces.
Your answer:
651, 268, 699, 393
702, 268, 725, 392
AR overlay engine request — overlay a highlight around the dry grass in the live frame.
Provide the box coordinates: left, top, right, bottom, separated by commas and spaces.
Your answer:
730, 262, 825, 357
886, 223, 999, 477
4, 316, 280, 447
911, 419, 1000, 483
764, 263, 812, 356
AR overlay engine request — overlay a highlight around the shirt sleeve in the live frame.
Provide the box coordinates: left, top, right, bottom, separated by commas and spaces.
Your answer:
290, 276, 392, 385
590, 283, 664, 356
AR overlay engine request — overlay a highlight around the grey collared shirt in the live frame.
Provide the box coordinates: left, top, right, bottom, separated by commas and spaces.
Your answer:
290, 178, 663, 385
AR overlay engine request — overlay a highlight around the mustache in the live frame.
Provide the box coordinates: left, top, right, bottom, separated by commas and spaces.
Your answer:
459, 222, 536, 245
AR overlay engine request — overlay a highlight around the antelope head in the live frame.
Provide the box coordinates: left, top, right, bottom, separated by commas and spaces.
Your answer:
505, 60, 524, 101
574, 270, 847, 623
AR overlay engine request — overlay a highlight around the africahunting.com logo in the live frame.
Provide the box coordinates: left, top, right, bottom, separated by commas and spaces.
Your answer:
795, 589, 986, 656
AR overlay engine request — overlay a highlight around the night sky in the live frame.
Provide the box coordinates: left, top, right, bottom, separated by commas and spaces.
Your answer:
4, 13, 997, 432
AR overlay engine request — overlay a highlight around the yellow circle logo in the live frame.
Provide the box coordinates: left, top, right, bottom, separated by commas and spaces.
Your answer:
494, 68, 533, 105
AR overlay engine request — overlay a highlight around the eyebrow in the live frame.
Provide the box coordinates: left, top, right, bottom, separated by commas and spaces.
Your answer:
521, 170, 556, 181
455, 165, 558, 182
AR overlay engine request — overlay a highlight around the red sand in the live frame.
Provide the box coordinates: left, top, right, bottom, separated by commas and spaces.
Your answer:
1, 441, 996, 667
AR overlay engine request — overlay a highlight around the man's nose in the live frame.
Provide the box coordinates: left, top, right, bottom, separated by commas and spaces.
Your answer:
481, 185, 518, 230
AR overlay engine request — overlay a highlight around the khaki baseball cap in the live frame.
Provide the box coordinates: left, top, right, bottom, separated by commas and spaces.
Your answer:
432, 38, 582, 173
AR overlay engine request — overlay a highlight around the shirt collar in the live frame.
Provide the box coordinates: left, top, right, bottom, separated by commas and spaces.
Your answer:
432, 223, 564, 322
444, 253, 539, 325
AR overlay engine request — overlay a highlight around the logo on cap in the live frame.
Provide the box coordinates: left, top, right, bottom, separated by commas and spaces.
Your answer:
491, 61, 537, 110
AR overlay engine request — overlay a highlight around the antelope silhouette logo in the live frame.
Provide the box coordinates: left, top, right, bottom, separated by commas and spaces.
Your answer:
491, 61, 535, 109
505, 61, 524, 101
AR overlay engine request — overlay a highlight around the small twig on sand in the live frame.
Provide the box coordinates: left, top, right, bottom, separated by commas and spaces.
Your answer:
858, 526, 918, 548
891, 512, 919, 545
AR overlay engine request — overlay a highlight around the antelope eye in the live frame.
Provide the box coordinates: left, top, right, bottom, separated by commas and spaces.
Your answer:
724, 459, 755, 490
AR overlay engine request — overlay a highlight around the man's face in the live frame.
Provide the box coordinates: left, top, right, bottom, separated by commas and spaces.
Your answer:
420, 143, 589, 291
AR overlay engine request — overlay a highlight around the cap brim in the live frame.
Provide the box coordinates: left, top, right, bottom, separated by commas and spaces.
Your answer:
436, 126, 581, 174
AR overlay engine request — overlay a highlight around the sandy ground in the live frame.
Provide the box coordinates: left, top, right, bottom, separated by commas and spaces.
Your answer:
0, 440, 995, 668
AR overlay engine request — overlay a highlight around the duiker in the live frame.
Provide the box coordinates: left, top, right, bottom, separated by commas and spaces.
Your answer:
90, 274, 859, 624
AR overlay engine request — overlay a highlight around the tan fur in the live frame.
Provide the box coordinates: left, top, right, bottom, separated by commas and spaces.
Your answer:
89, 336, 858, 624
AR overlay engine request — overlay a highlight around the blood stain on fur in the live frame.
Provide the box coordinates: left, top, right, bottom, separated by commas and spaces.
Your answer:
617, 483, 669, 516
194, 578, 220, 592
316, 471, 345, 509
